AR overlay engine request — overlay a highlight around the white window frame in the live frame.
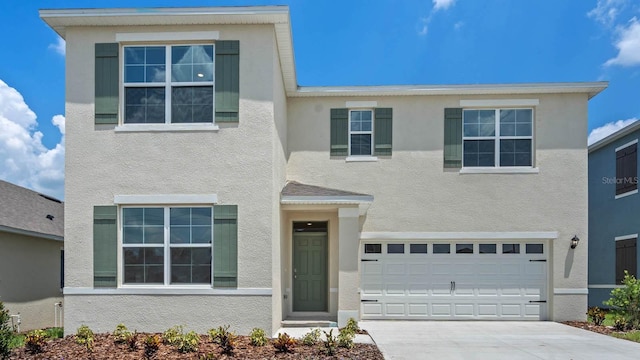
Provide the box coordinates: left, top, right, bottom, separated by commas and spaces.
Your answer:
120, 205, 213, 288
348, 109, 374, 157
462, 108, 534, 169
121, 43, 215, 126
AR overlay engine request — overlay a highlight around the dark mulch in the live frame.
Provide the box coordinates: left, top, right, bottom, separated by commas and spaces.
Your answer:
562, 321, 616, 335
9, 333, 383, 359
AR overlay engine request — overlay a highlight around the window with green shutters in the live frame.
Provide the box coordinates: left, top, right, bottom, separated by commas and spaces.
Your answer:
330, 107, 392, 157
93, 204, 238, 288
94, 40, 239, 125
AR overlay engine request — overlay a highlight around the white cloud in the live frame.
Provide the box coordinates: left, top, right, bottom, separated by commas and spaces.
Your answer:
433, 0, 456, 11
588, 0, 628, 27
588, 118, 639, 145
48, 37, 65, 56
0, 79, 65, 199
604, 17, 640, 66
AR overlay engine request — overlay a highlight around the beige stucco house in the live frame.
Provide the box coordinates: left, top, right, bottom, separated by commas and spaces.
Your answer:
41, 6, 606, 335
0, 180, 64, 331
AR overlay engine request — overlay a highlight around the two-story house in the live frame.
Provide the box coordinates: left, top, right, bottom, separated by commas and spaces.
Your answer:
588, 121, 639, 307
41, 5, 607, 335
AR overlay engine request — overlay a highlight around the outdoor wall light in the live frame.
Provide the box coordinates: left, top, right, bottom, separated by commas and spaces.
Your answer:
570, 235, 580, 249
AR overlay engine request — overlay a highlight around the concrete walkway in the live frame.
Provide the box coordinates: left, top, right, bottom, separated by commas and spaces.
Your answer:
361, 321, 640, 359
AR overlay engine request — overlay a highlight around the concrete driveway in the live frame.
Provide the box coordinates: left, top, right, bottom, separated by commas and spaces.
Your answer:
361, 321, 640, 360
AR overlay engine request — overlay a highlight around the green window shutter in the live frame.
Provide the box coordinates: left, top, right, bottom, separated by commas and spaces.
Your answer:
215, 41, 240, 123
95, 43, 119, 125
330, 108, 349, 156
444, 108, 463, 169
214, 205, 238, 288
374, 108, 393, 156
93, 206, 117, 287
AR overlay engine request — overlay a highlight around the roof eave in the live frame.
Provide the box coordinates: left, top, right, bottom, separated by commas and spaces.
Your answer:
0, 225, 64, 242
589, 120, 640, 153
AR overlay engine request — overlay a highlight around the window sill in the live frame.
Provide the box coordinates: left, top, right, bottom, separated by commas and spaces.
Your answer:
114, 124, 220, 132
459, 167, 539, 174
63, 287, 271, 296
345, 156, 378, 162
615, 189, 638, 199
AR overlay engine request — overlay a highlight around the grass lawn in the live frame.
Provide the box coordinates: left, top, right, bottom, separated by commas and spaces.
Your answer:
613, 331, 640, 342
8, 327, 63, 349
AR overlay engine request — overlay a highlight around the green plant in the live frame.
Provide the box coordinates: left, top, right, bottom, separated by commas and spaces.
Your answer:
209, 325, 237, 355
75, 325, 95, 352
24, 329, 48, 354
44, 327, 64, 339
0, 301, 13, 360
613, 314, 628, 331
143, 334, 161, 359
300, 328, 321, 346
604, 271, 640, 329
613, 330, 640, 343
126, 331, 139, 351
343, 317, 360, 334
199, 354, 216, 360
587, 306, 606, 326
207, 327, 220, 344
163, 325, 184, 346
177, 331, 200, 353
249, 327, 268, 346
322, 329, 337, 356
338, 329, 355, 349
273, 332, 296, 353
113, 323, 131, 344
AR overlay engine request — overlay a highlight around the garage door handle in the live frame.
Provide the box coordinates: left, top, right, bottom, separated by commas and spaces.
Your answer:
361, 299, 378, 303
529, 259, 547, 262
529, 300, 547, 303
361, 259, 378, 262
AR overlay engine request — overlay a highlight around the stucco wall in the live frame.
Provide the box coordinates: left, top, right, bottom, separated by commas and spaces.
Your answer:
286, 93, 590, 321
588, 129, 640, 307
0, 231, 63, 330
64, 24, 279, 333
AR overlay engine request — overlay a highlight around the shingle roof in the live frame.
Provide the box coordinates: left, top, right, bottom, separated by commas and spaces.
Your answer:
0, 180, 64, 240
281, 181, 372, 198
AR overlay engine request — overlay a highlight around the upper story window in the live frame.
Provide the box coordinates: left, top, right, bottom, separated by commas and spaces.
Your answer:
349, 110, 373, 156
462, 109, 533, 167
123, 45, 214, 124
616, 141, 638, 197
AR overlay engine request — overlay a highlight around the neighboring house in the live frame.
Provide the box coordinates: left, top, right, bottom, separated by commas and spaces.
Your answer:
588, 121, 640, 307
40, 6, 607, 335
0, 180, 64, 331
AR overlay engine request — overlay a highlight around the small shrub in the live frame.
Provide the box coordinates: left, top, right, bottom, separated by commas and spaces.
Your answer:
300, 328, 321, 346
163, 325, 184, 346
113, 323, 131, 344
44, 327, 64, 339
249, 327, 268, 347
587, 306, 606, 326
143, 334, 161, 359
177, 331, 200, 353
75, 325, 95, 352
199, 354, 216, 360
273, 332, 296, 353
343, 317, 360, 334
338, 329, 355, 349
24, 330, 48, 354
126, 331, 139, 351
322, 329, 337, 356
209, 325, 236, 355
613, 314, 628, 331
0, 301, 12, 360
207, 327, 220, 344
604, 271, 640, 329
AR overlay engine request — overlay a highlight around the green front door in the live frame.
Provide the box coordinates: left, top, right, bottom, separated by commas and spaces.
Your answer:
293, 232, 328, 312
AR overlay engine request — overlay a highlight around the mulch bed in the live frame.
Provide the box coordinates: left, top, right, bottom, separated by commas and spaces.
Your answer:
9, 333, 384, 359
562, 321, 616, 335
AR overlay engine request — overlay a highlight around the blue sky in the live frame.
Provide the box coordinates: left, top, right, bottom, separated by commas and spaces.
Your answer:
0, 0, 639, 199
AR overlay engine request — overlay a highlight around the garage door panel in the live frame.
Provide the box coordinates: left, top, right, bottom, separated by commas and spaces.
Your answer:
360, 241, 548, 321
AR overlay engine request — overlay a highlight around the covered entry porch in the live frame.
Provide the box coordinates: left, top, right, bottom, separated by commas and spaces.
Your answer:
279, 181, 373, 327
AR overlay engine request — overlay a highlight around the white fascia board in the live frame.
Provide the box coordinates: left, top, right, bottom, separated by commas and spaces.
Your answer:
360, 231, 559, 240
114, 194, 218, 205
280, 195, 373, 204
460, 99, 539, 107
116, 31, 219, 42
589, 120, 640, 152
0, 225, 63, 242
64, 287, 271, 296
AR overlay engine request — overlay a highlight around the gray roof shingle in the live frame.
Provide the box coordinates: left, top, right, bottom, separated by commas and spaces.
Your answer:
281, 181, 372, 198
0, 180, 64, 240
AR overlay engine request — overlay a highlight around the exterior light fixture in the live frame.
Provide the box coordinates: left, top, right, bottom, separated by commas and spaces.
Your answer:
570, 235, 580, 249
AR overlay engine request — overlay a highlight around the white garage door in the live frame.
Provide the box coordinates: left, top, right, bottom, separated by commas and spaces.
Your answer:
360, 241, 547, 320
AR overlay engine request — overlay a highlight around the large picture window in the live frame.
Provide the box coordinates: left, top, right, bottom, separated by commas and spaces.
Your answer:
463, 109, 533, 167
123, 45, 214, 124
122, 207, 212, 285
